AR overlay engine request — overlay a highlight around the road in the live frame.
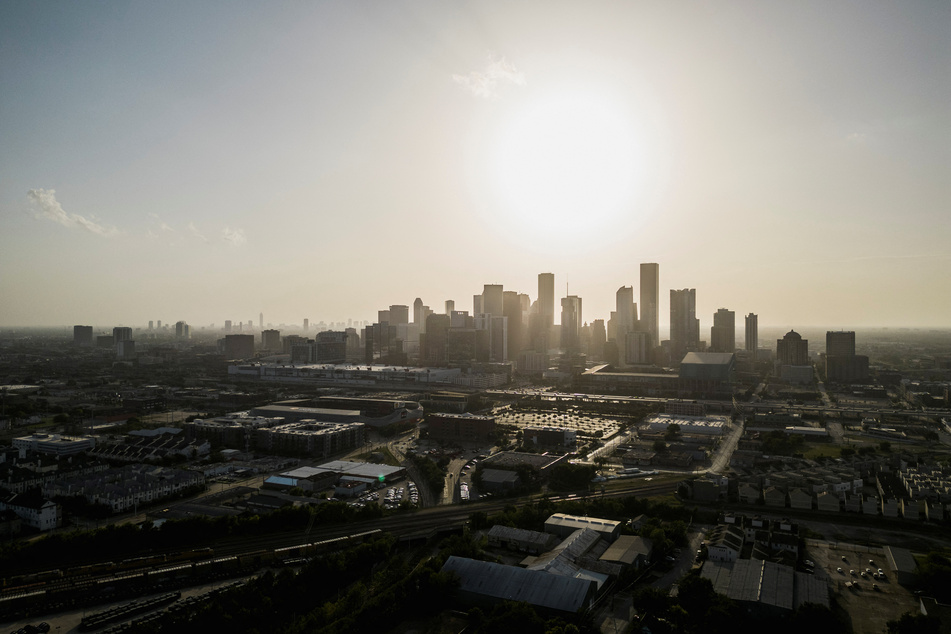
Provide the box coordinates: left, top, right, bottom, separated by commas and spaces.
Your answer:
708, 418, 743, 474
651, 529, 707, 590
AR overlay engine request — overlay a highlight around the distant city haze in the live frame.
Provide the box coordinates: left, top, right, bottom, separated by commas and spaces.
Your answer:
1, 3, 948, 328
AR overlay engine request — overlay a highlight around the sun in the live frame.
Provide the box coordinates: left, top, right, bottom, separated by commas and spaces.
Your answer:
489, 91, 646, 246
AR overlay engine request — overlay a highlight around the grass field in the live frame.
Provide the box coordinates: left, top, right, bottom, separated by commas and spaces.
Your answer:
803, 443, 844, 460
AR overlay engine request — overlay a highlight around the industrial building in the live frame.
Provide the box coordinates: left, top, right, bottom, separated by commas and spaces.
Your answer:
441, 556, 597, 616
544, 514, 621, 542
644, 413, 728, 436
701, 559, 829, 615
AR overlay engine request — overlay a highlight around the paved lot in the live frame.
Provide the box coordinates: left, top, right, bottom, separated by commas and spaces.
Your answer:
803, 542, 918, 634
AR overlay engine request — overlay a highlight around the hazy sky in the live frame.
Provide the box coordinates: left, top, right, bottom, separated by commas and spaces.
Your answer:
2, 2, 949, 330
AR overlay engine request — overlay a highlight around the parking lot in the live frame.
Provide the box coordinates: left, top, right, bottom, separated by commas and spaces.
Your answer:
802, 542, 919, 634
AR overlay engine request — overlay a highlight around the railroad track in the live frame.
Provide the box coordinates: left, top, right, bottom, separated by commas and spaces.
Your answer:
1, 479, 677, 600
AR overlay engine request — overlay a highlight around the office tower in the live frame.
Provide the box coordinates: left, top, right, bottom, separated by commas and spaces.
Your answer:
474, 313, 508, 362
225, 320, 232, 333
174, 321, 189, 339
826, 331, 856, 357
560, 295, 582, 353
616, 286, 636, 364
473, 294, 483, 316
315, 331, 347, 363
378, 309, 391, 324
419, 304, 433, 334
303, 318, 309, 332
503, 291, 523, 361
745, 313, 758, 360
449, 310, 470, 328
482, 284, 503, 317
669, 289, 699, 363
413, 298, 424, 325
389, 305, 409, 325
344, 327, 362, 362
113, 327, 132, 343
777, 330, 809, 365
445, 300, 455, 314
710, 308, 736, 353
421, 313, 450, 365
538, 273, 555, 327
625, 331, 652, 365
157, 320, 162, 329
640, 263, 659, 348
261, 329, 281, 351
73, 325, 93, 347
825, 331, 868, 382
282, 334, 305, 354
116, 340, 135, 359
259, 313, 264, 329
223, 334, 255, 360
148, 321, 153, 331
247, 320, 253, 330
590, 319, 606, 361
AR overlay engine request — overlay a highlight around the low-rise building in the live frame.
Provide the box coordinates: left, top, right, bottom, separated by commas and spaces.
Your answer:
13, 433, 96, 457
599, 535, 654, 570
487, 525, 560, 554
544, 513, 621, 543
523, 426, 577, 447
425, 413, 496, 443
707, 524, 745, 562
0, 493, 59, 531
42, 464, 204, 514
764, 486, 786, 508
738, 482, 760, 504
816, 491, 840, 512
441, 556, 597, 616
789, 487, 813, 510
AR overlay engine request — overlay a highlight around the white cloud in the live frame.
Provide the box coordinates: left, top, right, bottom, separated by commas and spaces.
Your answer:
27, 189, 119, 237
146, 213, 175, 237
188, 222, 209, 243
222, 226, 247, 247
453, 55, 526, 99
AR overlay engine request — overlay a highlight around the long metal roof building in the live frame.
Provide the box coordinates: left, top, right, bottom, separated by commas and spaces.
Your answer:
441, 556, 596, 614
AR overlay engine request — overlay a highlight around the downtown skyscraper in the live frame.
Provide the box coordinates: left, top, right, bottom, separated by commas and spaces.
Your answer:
670, 288, 699, 363
640, 263, 659, 348
745, 313, 758, 360
710, 308, 736, 353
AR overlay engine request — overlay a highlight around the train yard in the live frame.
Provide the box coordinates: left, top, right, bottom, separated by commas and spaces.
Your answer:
0, 477, 678, 624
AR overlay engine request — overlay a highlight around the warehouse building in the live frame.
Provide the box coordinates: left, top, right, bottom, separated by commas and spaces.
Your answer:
441, 556, 597, 616
487, 525, 559, 555
544, 513, 621, 543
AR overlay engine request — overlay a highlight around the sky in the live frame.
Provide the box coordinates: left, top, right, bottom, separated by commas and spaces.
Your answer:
1, 1, 949, 331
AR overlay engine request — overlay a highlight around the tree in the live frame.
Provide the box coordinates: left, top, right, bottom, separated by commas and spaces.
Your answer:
789, 602, 850, 633
653, 439, 668, 453
879, 441, 892, 452
664, 424, 681, 440
886, 612, 940, 634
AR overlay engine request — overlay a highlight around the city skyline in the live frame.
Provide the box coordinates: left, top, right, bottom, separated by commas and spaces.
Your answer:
2, 2, 949, 329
